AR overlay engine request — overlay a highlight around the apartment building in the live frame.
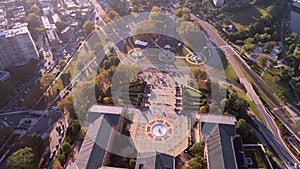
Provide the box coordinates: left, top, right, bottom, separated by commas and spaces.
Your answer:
0, 26, 39, 69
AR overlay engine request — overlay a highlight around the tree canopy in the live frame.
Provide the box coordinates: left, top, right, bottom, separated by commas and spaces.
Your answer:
40, 73, 55, 90
8, 147, 37, 169
82, 21, 95, 35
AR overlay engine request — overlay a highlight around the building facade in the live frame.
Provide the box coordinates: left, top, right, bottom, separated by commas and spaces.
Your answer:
0, 26, 39, 69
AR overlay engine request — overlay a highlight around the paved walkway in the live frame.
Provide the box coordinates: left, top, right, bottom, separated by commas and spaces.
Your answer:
130, 69, 189, 156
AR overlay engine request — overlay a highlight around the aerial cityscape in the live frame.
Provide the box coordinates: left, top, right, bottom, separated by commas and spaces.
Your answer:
0, 0, 300, 169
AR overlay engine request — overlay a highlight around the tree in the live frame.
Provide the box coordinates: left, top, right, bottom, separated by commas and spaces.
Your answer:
65, 119, 81, 144
117, 98, 124, 105
58, 60, 67, 71
82, 21, 95, 35
40, 73, 55, 90
189, 143, 204, 157
236, 118, 249, 137
242, 43, 256, 52
226, 92, 249, 118
177, 21, 204, 52
70, 119, 81, 136
175, 8, 183, 17
75, 8, 82, 18
191, 67, 207, 80
132, 5, 138, 12
103, 97, 113, 104
55, 21, 68, 32
8, 147, 36, 169
257, 54, 270, 68
26, 13, 39, 28
60, 72, 71, 88
187, 155, 207, 169
58, 95, 76, 118
52, 161, 63, 169
30, 4, 40, 15
103, 60, 112, 70
56, 152, 67, 166
199, 105, 208, 113
35, 27, 45, 35
236, 119, 246, 131
61, 141, 72, 155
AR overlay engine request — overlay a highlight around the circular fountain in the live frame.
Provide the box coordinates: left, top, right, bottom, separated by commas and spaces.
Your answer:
192, 55, 203, 63
152, 124, 167, 137
132, 50, 143, 58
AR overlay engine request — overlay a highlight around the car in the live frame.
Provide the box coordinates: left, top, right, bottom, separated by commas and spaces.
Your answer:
51, 106, 58, 111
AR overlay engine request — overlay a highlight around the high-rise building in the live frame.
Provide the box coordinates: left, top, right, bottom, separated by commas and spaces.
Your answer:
0, 26, 39, 69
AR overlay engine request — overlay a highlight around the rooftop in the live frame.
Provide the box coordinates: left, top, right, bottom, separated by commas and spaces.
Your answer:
198, 114, 236, 125
41, 16, 51, 29
0, 26, 29, 38
75, 113, 120, 169
89, 105, 123, 115
200, 114, 239, 169
135, 152, 175, 169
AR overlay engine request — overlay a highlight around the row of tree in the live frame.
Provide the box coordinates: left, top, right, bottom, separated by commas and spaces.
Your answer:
7, 133, 46, 169
227, 2, 284, 52
281, 32, 300, 105
187, 143, 207, 169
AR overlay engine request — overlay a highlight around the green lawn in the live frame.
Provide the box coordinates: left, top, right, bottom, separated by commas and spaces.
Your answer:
261, 70, 283, 95
232, 58, 277, 108
262, 68, 297, 104
184, 88, 203, 98
225, 62, 239, 83
119, 82, 146, 106
229, 5, 268, 30
296, 120, 300, 130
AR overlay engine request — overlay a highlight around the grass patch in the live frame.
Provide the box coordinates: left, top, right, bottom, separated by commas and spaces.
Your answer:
261, 70, 281, 94
182, 87, 207, 111
184, 88, 203, 98
262, 68, 297, 104
229, 5, 268, 29
225, 62, 239, 83
232, 57, 277, 108
296, 120, 300, 130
